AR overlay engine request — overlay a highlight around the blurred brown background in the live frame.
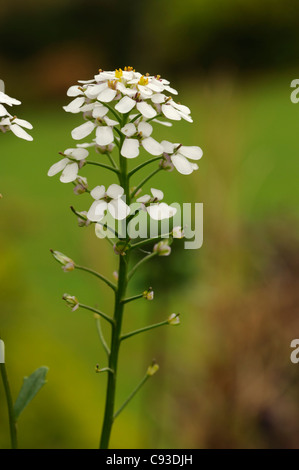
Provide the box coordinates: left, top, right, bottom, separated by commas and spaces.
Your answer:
1, 0, 299, 449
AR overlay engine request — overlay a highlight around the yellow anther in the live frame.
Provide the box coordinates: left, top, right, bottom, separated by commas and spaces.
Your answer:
115, 68, 123, 79
138, 75, 149, 86
124, 66, 135, 72
108, 80, 117, 90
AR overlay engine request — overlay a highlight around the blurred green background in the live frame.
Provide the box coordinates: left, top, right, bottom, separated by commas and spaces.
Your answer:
1, 0, 299, 449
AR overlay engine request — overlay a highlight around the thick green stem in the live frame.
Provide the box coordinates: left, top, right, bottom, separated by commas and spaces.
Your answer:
0, 362, 18, 449
99, 120, 129, 449
99, 254, 128, 448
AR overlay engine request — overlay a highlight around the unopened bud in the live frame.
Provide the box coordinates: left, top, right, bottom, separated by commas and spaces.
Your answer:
62, 293, 79, 311
160, 153, 174, 172
112, 271, 119, 281
73, 176, 88, 195
113, 241, 129, 256
77, 211, 90, 227
50, 250, 75, 271
153, 240, 171, 256
172, 226, 184, 239
143, 288, 154, 300
168, 313, 180, 326
147, 361, 159, 376
96, 143, 115, 154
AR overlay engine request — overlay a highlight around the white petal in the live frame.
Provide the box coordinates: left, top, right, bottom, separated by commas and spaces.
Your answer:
106, 184, 124, 199
171, 154, 194, 175
67, 85, 83, 97
10, 124, 33, 141
0, 104, 8, 116
142, 137, 164, 156
137, 121, 152, 137
161, 104, 181, 120
136, 101, 157, 119
121, 138, 140, 158
87, 200, 108, 221
63, 96, 85, 113
116, 82, 136, 97
179, 146, 203, 160
47, 158, 69, 176
138, 85, 153, 97
164, 85, 178, 95
87, 83, 108, 97
78, 79, 96, 84
92, 105, 109, 118
151, 93, 166, 104
0, 92, 21, 106
13, 118, 33, 129
147, 80, 164, 92
60, 162, 79, 183
161, 140, 176, 153
121, 123, 136, 137
171, 102, 191, 114
137, 194, 151, 203
90, 185, 106, 200
152, 119, 172, 127
151, 188, 164, 200
179, 111, 193, 123
104, 117, 118, 127
97, 88, 117, 103
115, 96, 136, 113
96, 126, 114, 145
108, 199, 130, 220
71, 121, 95, 140
64, 147, 89, 160
147, 203, 177, 220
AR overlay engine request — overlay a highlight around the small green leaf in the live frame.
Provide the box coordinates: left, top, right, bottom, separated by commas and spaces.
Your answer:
14, 366, 48, 420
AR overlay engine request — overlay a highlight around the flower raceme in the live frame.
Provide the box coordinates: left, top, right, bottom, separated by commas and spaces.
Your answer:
0, 90, 33, 141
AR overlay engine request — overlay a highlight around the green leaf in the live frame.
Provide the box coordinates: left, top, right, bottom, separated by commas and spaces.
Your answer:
13, 366, 48, 420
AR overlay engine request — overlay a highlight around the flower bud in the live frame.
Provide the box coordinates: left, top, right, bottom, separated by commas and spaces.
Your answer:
153, 240, 171, 256
160, 153, 174, 172
172, 226, 184, 239
50, 250, 75, 271
113, 241, 129, 256
62, 293, 79, 311
112, 271, 119, 281
73, 176, 88, 195
168, 313, 180, 326
147, 361, 159, 376
77, 211, 90, 227
143, 288, 154, 300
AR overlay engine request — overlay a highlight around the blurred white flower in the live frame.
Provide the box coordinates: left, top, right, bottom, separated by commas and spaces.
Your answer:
87, 184, 130, 221
137, 188, 176, 220
0, 91, 33, 141
48, 148, 89, 183
121, 121, 164, 159
153, 240, 172, 256
161, 141, 203, 175
167, 313, 180, 325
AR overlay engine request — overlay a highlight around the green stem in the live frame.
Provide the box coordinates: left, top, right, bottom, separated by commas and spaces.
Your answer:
114, 374, 149, 419
79, 303, 114, 325
0, 362, 18, 449
121, 293, 144, 304
105, 152, 117, 169
128, 156, 162, 178
127, 252, 158, 281
86, 161, 119, 174
130, 168, 162, 199
131, 233, 172, 250
95, 317, 110, 357
99, 116, 130, 449
75, 265, 116, 291
99, 255, 128, 448
121, 320, 168, 341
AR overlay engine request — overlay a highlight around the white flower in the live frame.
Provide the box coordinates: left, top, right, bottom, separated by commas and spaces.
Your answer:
120, 121, 164, 159
153, 240, 172, 256
87, 184, 130, 221
48, 148, 89, 183
137, 188, 176, 220
172, 226, 184, 239
161, 141, 203, 175
71, 116, 119, 146
168, 313, 180, 325
0, 91, 33, 141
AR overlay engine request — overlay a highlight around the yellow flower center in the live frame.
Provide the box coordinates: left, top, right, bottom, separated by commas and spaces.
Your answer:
115, 68, 123, 79
138, 75, 149, 86
124, 66, 135, 72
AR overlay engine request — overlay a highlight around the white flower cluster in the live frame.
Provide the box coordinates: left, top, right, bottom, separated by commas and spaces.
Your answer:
0, 91, 33, 141
48, 67, 203, 224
